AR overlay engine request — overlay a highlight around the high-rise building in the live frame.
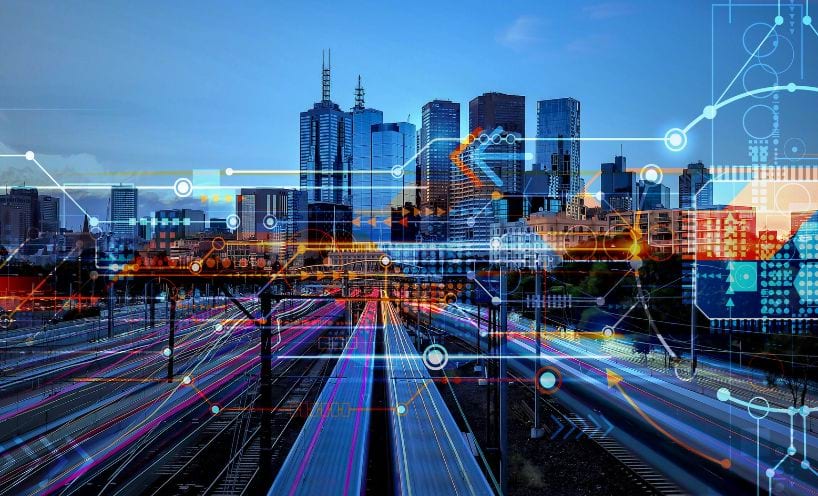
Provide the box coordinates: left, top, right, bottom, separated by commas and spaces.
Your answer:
535, 98, 582, 218
600, 156, 637, 212
679, 161, 713, 210
350, 76, 385, 240
418, 99, 460, 241
300, 51, 353, 207
0, 204, 26, 247
111, 185, 138, 239
356, 121, 417, 242
0, 187, 38, 239
39, 195, 60, 234
451, 92, 525, 242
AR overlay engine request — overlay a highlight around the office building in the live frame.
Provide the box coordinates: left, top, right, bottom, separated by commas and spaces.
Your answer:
0, 204, 26, 247
351, 76, 384, 237
152, 209, 183, 252
418, 99, 460, 241
535, 98, 582, 218
236, 188, 307, 264
111, 185, 138, 239
452, 92, 525, 242
181, 209, 206, 238
679, 161, 713, 209
600, 156, 637, 212
0, 187, 38, 239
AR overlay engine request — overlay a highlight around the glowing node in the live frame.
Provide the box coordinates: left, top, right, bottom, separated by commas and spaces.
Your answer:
664, 128, 687, 152
173, 177, 193, 198
466, 217, 476, 228
89, 216, 100, 227
703, 105, 717, 120
490, 237, 502, 250
162, 347, 172, 357
596, 297, 605, 306
263, 215, 277, 230
716, 387, 731, 402
190, 261, 202, 273
422, 344, 449, 371
379, 254, 391, 267
110, 263, 121, 272
594, 191, 603, 202
787, 446, 797, 456
505, 134, 516, 144
491, 296, 501, 306
766, 468, 776, 478
211, 404, 221, 414
396, 404, 407, 415
602, 326, 614, 338
225, 214, 240, 230
787, 82, 797, 93
803, 460, 811, 470
800, 405, 810, 417
25, 151, 34, 161
775, 15, 784, 25
225, 167, 234, 176
538, 371, 557, 389
805, 15, 813, 26
391, 165, 404, 178
747, 396, 771, 420
491, 190, 503, 201
466, 270, 476, 281
214, 323, 224, 333
182, 375, 192, 385
644, 169, 659, 182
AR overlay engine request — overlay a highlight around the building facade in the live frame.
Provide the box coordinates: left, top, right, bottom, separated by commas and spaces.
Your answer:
535, 98, 582, 218
111, 185, 138, 239
679, 161, 713, 210
418, 99, 460, 241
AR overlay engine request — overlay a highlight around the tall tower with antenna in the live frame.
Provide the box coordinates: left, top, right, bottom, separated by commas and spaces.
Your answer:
354, 75, 365, 110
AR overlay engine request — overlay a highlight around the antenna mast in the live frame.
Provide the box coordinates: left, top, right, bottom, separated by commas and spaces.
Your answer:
322, 49, 331, 103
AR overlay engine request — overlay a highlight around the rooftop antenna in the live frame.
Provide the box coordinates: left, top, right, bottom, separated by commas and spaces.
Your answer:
354, 75, 365, 110
620, 143, 623, 157
322, 49, 331, 103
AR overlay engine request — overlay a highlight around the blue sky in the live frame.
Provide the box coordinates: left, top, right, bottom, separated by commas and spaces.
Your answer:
0, 0, 809, 226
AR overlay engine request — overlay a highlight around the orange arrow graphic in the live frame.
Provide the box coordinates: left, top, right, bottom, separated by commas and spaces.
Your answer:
606, 369, 731, 469
352, 217, 361, 227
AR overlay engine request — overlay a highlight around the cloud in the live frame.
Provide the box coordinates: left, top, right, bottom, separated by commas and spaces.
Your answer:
496, 16, 544, 48
565, 34, 614, 54
582, 2, 636, 20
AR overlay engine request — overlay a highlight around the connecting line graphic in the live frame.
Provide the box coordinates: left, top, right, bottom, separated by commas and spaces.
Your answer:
717, 388, 818, 495
607, 369, 732, 469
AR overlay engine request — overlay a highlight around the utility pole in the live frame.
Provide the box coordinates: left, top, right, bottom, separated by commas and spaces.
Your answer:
167, 286, 177, 382
531, 259, 545, 439
259, 289, 273, 486
107, 280, 114, 339
498, 271, 509, 494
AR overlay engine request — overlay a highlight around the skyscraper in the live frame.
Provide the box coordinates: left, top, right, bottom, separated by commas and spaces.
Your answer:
110, 184, 138, 239
451, 92, 524, 242
418, 99, 460, 241
236, 188, 307, 264
535, 98, 582, 218
350, 75, 385, 240
679, 161, 713, 210
600, 156, 637, 212
180, 208, 205, 238
300, 51, 353, 206
0, 187, 38, 239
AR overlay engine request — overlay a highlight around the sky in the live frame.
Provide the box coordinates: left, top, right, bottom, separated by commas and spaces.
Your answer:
0, 0, 811, 229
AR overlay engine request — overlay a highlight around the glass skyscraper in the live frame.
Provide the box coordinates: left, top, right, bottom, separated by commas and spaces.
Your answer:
368, 122, 416, 242
535, 98, 582, 218
600, 155, 637, 212
351, 76, 385, 239
679, 161, 713, 209
418, 99, 460, 241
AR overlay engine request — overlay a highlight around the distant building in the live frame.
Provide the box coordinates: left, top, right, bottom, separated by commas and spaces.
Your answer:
534, 98, 582, 218
39, 195, 60, 234
236, 188, 307, 265
208, 217, 230, 235
637, 180, 671, 210
679, 161, 713, 209
152, 209, 182, 252
111, 185, 138, 239
600, 156, 637, 212
0, 187, 39, 239
181, 209, 205, 238
0, 204, 26, 247
418, 99, 460, 241
306, 202, 352, 266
